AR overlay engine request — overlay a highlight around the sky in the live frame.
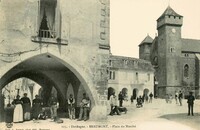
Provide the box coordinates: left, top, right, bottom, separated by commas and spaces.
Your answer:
110, 0, 200, 58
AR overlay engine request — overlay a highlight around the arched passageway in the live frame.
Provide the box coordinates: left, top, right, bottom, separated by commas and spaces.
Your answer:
132, 88, 139, 99
108, 87, 115, 100
122, 87, 128, 99
143, 88, 150, 97
0, 53, 98, 120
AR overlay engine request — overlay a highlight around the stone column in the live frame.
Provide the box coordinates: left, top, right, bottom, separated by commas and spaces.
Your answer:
0, 90, 5, 122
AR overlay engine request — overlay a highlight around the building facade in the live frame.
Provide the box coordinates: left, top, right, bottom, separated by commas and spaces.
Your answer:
139, 6, 200, 98
108, 55, 154, 104
0, 0, 110, 121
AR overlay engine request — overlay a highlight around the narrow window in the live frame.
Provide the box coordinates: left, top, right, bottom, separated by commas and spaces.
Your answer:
184, 64, 189, 78
109, 71, 112, 79
109, 71, 115, 80
136, 72, 138, 81
109, 60, 112, 66
185, 53, 189, 57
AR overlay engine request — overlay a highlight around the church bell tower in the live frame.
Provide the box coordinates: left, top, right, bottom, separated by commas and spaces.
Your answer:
156, 6, 183, 97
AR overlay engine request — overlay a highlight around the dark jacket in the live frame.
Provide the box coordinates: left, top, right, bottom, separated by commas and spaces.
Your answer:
187, 95, 195, 104
178, 93, 183, 99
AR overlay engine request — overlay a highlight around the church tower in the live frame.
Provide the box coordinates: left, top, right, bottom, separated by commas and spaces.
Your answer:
156, 6, 183, 97
139, 35, 153, 61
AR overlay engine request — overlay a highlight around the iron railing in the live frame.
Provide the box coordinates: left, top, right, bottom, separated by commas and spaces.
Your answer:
38, 29, 56, 38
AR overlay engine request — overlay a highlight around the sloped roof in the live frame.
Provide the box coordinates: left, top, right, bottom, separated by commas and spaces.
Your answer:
139, 35, 153, 46
157, 6, 183, 20
182, 38, 200, 53
110, 55, 154, 72
195, 54, 200, 60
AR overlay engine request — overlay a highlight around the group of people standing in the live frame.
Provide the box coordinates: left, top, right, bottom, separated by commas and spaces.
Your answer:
5, 92, 91, 126
176, 90, 195, 116
175, 91, 183, 105
67, 93, 91, 121
166, 90, 195, 116
10, 93, 43, 123
109, 91, 154, 115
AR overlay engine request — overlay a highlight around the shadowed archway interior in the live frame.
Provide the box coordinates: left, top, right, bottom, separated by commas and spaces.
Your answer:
0, 53, 96, 115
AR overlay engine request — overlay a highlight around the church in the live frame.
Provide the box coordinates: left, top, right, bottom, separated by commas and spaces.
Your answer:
139, 6, 200, 98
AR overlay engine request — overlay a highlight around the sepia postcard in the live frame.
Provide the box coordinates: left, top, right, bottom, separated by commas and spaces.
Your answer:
0, 0, 200, 130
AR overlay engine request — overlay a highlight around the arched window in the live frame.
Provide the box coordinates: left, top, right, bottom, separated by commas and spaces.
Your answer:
184, 64, 189, 78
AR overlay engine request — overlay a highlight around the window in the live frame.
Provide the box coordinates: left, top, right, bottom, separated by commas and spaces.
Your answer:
123, 59, 128, 66
184, 64, 189, 78
109, 71, 115, 80
108, 60, 112, 67
170, 47, 175, 53
38, 0, 57, 38
136, 72, 138, 81
185, 53, 189, 57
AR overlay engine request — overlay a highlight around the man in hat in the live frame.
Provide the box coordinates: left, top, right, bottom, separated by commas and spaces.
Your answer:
78, 93, 90, 121
48, 94, 58, 120
67, 94, 75, 120
187, 91, 195, 116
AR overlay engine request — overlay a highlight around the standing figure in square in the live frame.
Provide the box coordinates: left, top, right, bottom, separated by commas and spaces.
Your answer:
67, 94, 75, 120
187, 92, 195, 116
178, 91, 183, 106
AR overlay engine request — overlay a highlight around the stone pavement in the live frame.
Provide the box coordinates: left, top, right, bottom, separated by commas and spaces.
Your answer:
0, 99, 199, 130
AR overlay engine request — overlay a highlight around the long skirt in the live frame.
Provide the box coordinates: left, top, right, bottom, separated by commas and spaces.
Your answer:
32, 104, 42, 119
13, 104, 23, 122
5, 107, 14, 123
23, 104, 31, 120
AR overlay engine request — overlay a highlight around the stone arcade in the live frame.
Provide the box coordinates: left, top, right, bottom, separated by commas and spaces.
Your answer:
0, 0, 110, 121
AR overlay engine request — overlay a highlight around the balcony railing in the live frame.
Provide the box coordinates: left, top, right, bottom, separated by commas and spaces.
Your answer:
38, 29, 56, 38
31, 29, 68, 45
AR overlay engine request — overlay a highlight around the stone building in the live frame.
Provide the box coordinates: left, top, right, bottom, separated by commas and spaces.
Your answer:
108, 55, 154, 103
0, 0, 110, 121
139, 6, 200, 98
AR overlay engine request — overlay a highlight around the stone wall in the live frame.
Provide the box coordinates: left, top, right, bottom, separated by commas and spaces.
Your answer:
0, 0, 110, 121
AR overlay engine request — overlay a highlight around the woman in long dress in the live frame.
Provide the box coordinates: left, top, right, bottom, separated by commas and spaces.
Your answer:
12, 95, 23, 123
